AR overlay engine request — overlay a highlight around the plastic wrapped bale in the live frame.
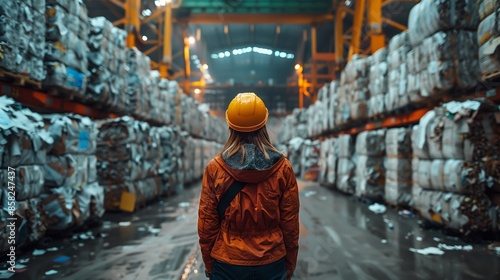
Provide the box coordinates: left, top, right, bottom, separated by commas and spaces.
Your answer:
325, 138, 338, 189
337, 135, 356, 194
368, 48, 388, 117
355, 130, 386, 201
408, 0, 480, 47
287, 137, 304, 176
126, 48, 151, 119
43, 114, 97, 156
385, 127, 413, 206
387, 32, 411, 111
343, 55, 371, 121
318, 139, 329, 186
44, 62, 87, 94
328, 81, 338, 131
414, 190, 492, 233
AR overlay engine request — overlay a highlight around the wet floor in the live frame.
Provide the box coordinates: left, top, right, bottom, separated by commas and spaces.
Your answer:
2, 180, 500, 280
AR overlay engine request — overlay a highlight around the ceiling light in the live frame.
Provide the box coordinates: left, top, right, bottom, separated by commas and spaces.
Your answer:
275, 51, 280, 56
191, 55, 198, 60
295, 64, 301, 70
211, 54, 219, 59
280, 52, 286, 58
202, 64, 208, 70
218, 52, 225, 58
286, 54, 294, 59
224, 51, 230, 56
188, 36, 195, 44
141, 9, 152, 17
194, 88, 201, 95
142, 35, 148, 41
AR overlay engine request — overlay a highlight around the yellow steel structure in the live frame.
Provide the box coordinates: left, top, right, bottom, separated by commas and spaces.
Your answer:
159, 3, 173, 78
368, 0, 386, 53
347, 0, 366, 61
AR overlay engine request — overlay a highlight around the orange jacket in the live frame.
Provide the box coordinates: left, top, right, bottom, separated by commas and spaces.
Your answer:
198, 153, 300, 278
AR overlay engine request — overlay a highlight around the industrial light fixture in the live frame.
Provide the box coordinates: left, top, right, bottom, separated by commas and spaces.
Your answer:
295, 64, 301, 70
188, 36, 195, 45
212, 46, 293, 60
155, 0, 171, 7
141, 9, 152, 17
202, 64, 208, 70
194, 88, 202, 95
142, 35, 148, 41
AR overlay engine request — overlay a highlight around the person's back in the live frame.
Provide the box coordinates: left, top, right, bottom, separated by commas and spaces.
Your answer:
198, 93, 300, 280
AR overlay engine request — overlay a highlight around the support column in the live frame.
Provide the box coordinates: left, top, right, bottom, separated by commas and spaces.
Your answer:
335, 6, 344, 68
125, 0, 140, 48
159, 3, 172, 78
348, 0, 366, 61
311, 26, 317, 103
368, 0, 385, 53
182, 28, 191, 95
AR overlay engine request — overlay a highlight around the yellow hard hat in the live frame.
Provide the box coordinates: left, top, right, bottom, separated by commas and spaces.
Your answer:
225, 92, 268, 132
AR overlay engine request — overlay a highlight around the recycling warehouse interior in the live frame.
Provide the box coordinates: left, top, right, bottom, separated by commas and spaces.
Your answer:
0, 0, 500, 279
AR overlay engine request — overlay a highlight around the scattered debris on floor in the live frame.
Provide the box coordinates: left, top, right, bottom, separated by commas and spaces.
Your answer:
438, 244, 473, 251
32, 249, 46, 256
319, 196, 327, 201
398, 210, 415, 218
416, 237, 423, 241
119, 221, 131, 227
179, 202, 190, 208
381, 239, 388, 244
44, 270, 58, 276
368, 203, 386, 214
304, 191, 317, 198
53, 256, 71, 263
433, 237, 443, 242
0, 270, 14, 279
409, 247, 445, 256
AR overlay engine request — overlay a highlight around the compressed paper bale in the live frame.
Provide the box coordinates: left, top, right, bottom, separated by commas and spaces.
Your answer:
479, 38, 500, 76
0, 165, 44, 201
44, 62, 86, 94
478, 12, 499, 46
426, 117, 444, 159
40, 186, 77, 231
87, 155, 97, 184
13, 198, 47, 247
385, 180, 412, 206
479, 0, 500, 20
442, 160, 468, 193
43, 154, 77, 187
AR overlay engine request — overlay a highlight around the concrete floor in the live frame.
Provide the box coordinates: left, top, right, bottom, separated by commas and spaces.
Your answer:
3, 180, 500, 280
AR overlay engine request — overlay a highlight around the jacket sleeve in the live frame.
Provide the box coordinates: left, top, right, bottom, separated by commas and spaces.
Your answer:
198, 165, 220, 275
280, 162, 300, 279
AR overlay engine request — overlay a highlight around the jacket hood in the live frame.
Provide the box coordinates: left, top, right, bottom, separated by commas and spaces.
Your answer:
214, 144, 284, 183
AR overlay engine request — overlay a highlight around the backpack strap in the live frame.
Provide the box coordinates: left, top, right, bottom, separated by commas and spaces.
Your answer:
217, 180, 246, 220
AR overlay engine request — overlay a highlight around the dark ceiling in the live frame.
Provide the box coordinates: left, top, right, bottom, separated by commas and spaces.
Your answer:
84, 0, 418, 109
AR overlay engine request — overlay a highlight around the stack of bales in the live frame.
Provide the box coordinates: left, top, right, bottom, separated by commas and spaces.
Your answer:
355, 130, 386, 201
155, 126, 182, 196
41, 114, 103, 232
477, 0, 500, 78
407, 0, 480, 103
0, 97, 52, 251
337, 135, 356, 195
44, 0, 88, 95
300, 140, 320, 181
387, 31, 412, 110
86, 17, 127, 112
412, 99, 499, 234
368, 48, 389, 117
157, 78, 173, 125
97, 117, 161, 211
385, 127, 413, 207
0, 0, 46, 81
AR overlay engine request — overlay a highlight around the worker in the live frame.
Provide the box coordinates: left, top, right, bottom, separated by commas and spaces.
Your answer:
198, 92, 300, 280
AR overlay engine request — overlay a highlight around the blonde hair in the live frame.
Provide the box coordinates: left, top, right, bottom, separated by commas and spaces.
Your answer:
222, 126, 281, 162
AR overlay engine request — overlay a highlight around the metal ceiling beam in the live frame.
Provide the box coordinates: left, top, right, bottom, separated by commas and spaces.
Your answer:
184, 13, 334, 24
334, 5, 344, 65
